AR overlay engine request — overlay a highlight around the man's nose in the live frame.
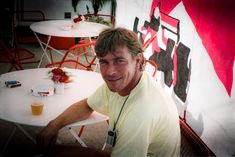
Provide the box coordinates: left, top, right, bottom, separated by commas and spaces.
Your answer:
106, 64, 117, 75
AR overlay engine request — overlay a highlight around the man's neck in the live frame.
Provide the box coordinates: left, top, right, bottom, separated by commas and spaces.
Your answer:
118, 72, 143, 96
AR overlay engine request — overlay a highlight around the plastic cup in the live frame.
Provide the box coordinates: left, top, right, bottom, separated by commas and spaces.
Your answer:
31, 102, 44, 115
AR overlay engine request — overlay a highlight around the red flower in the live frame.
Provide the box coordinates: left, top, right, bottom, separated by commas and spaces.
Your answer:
49, 68, 71, 83
73, 15, 85, 23
52, 68, 64, 75
59, 75, 69, 83
52, 74, 61, 82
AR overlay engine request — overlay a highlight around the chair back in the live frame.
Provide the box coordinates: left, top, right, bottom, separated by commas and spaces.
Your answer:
46, 41, 96, 71
145, 59, 158, 77
45, 60, 93, 71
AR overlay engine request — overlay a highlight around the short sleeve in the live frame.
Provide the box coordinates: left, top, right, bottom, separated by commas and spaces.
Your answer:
87, 83, 109, 115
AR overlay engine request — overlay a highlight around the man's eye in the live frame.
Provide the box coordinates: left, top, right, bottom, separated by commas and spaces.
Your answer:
116, 59, 125, 63
99, 60, 107, 65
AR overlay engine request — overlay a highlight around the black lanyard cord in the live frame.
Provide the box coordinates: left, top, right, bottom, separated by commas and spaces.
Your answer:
113, 95, 130, 131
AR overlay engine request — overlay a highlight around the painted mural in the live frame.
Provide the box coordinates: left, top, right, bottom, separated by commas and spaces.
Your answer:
115, 0, 235, 156
133, 2, 191, 103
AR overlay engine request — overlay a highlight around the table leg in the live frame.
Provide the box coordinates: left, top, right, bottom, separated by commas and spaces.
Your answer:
33, 32, 69, 68
66, 127, 87, 147
0, 124, 36, 157
33, 32, 52, 68
0, 125, 17, 157
15, 124, 36, 144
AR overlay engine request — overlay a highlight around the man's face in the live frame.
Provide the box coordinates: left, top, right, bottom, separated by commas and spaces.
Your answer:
98, 46, 142, 96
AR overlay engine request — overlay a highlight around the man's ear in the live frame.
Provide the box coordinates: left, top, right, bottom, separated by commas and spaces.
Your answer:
136, 53, 143, 64
135, 53, 144, 70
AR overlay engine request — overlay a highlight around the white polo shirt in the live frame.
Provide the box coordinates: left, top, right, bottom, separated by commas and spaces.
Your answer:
87, 72, 181, 157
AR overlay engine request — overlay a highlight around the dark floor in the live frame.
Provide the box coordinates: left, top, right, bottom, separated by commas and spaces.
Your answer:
0, 119, 202, 157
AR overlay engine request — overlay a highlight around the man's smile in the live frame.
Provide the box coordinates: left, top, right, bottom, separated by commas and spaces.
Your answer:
106, 76, 122, 82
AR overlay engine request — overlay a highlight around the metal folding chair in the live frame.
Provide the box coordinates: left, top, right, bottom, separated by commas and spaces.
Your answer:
45, 41, 97, 71
0, 40, 39, 72
65, 112, 109, 149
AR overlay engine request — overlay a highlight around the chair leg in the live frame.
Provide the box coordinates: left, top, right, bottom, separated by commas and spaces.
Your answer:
78, 125, 85, 137
87, 56, 97, 68
8, 61, 24, 72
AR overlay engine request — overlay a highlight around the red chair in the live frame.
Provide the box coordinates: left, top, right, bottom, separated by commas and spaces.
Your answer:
0, 40, 39, 72
142, 34, 158, 78
145, 59, 158, 77
45, 41, 97, 71
45, 59, 93, 71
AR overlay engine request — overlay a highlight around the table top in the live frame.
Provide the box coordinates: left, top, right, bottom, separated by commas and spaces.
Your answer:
0, 68, 105, 127
30, 20, 109, 38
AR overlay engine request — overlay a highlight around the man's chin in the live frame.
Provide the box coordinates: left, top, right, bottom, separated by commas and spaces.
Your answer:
107, 85, 120, 93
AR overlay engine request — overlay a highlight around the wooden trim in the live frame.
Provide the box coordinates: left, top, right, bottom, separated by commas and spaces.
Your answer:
180, 118, 215, 156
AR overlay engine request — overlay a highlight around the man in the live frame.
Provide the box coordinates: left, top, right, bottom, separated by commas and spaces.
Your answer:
37, 27, 181, 157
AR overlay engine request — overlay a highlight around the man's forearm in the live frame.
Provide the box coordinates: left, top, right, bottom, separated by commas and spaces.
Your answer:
51, 98, 93, 129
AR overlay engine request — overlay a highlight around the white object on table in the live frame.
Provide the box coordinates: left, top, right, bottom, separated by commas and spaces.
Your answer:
0, 68, 108, 154
30, 20, 109, 68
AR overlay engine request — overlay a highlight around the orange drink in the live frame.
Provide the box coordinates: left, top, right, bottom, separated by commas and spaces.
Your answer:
31, 102, 44, 115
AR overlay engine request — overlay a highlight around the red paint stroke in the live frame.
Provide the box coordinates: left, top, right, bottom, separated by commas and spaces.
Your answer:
150, 0, 234, 96
173, 45, 178, 86
141, 26, 160, 52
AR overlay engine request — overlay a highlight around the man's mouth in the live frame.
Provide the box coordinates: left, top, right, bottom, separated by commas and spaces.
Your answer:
106, 76, 122, 83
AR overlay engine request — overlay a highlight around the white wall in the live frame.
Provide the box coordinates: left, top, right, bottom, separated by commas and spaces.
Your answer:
23, 0, 111, 19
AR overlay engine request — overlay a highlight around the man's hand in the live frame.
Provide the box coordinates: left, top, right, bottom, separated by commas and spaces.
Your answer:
36, 98, 92, 150
36, 120, 60, 150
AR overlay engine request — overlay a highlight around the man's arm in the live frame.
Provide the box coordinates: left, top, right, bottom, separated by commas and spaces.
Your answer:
37, 98, 93, 148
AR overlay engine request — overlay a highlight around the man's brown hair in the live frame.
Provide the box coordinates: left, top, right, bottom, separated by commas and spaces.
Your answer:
95, 27, 144, 58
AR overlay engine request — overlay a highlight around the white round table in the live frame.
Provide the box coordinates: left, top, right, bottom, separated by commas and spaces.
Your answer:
0, 68, 108, 150
30, 20, 109, 67
30, 20, 109, 38
0, 68, 106, 127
